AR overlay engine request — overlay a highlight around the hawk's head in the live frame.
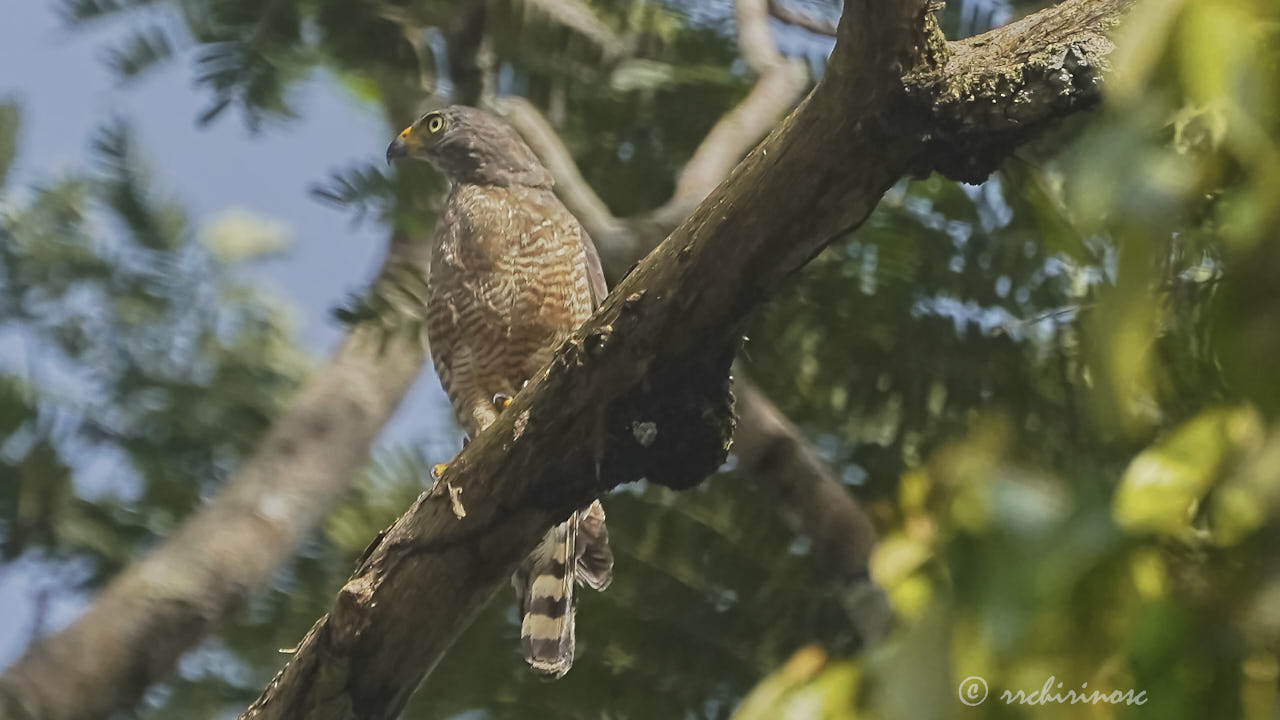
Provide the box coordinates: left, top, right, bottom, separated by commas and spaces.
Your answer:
385, 105, 552, 188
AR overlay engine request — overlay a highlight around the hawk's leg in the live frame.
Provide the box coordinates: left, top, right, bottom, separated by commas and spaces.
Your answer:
429, 390, 519, 514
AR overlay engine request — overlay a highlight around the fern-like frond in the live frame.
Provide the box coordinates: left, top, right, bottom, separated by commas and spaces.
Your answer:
310, 162, 395, 226
104, 26, 174, 81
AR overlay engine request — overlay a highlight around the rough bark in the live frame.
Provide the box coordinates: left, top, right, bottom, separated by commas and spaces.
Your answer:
492, 0, 881, 596
908, 0, 1128, 182
237, 0, 1134, 718
497, 98, 887, 625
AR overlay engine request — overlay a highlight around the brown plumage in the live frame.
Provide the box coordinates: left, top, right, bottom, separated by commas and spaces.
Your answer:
387, 105, 613, 677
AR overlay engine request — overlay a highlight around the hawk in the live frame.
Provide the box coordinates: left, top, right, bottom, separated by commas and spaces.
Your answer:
386, 105, 613, 678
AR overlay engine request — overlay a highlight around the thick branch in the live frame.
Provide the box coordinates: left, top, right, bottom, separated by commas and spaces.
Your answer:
239, 2, 1136, 716
907, 0, 1130, 181
496, 0, 879, 593
499, 94, 886, 624
0, 240, 431, 720
495, 100, 885, 604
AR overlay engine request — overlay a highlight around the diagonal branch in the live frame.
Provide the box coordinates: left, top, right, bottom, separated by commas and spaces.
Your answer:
496, 0, 878, 612
520, 0, 626, 58
649, 0, 811, 227
732, 378, 890, 643
238, 0, 1134, 717
491, 0, 882, 627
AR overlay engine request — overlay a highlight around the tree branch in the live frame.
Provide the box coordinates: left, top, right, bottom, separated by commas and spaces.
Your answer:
495, 0, 878, 606
731, 377, 889, 643
520, 0, 625, 58
652, 0, 811, 227
493, 0, 811, 263
908, 0, 1128, 182
767, 0, 839, 37
496, 95, 888, 636
237, 0, 1134, 717
492, 21, 882, 625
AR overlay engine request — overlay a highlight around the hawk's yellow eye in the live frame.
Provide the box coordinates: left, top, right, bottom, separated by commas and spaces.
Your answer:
427, 115, 445, 134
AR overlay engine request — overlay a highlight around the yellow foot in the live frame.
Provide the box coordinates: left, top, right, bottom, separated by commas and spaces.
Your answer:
493, 393, 513, 411
431, 462, 449, 481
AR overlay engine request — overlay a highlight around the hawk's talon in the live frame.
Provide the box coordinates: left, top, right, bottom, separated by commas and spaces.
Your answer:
428, 464, 466, 518
445, 481, 467, 519
493, 393, 513, 411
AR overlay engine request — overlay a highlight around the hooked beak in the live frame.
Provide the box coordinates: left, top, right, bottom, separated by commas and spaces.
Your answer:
385, 135, 408, 165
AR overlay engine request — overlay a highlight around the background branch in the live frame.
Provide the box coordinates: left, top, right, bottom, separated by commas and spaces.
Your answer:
520, 0, 625, 57
649, 0, 809, 226
495, 0, 810, 260
0, 235, 432, 720
767, 0, 839, 37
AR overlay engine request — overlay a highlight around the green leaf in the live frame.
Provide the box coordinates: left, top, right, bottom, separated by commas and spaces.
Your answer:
1113, 406, 1264, 536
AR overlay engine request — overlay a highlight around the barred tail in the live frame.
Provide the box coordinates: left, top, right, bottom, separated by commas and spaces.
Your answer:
514, 501, 613, 678
517, 518, 577, 677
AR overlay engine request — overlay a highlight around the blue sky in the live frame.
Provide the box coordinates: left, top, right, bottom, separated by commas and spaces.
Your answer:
0, 1, 458, 666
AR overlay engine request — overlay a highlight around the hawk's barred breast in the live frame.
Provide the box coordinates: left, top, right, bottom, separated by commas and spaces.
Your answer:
427, 183, 596, 437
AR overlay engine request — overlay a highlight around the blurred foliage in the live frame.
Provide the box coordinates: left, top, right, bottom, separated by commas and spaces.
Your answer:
743, 0, 1280, 717
4, 0, 1280, 718
0, 112, 306, 579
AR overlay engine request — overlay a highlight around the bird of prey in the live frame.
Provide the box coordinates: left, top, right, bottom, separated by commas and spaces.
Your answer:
386, 105, 613, 678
